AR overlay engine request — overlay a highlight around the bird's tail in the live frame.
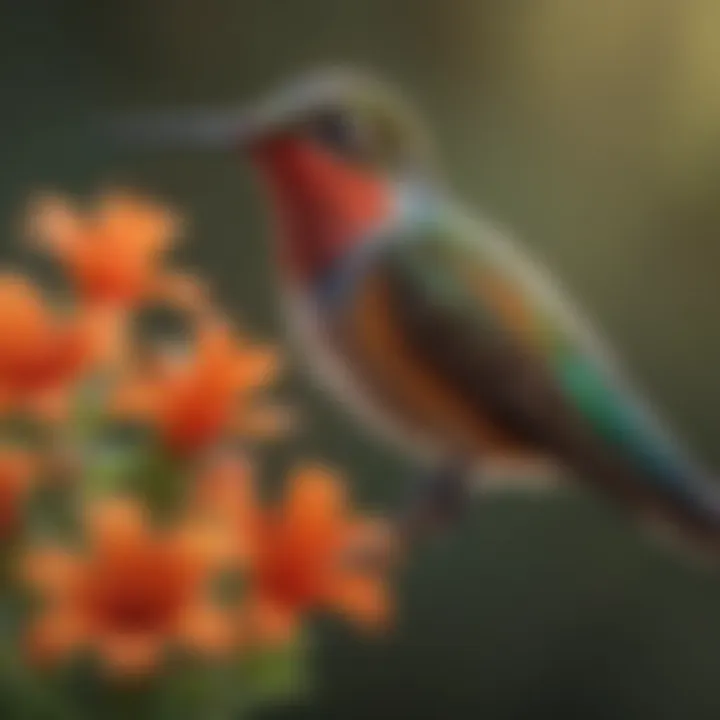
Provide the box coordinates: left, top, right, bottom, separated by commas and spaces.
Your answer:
556, 428, 720, 564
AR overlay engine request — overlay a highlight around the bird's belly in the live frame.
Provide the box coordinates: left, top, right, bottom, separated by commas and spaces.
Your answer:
282, 285, 560, 493
283, 288, 443, 463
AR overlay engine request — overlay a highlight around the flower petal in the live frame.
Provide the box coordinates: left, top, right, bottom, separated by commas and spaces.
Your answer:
195, 454, 255, 513
26, 194, 82, 257
96, 192, 181, 254
235, 404, 297, 440
26, 609, 85, 666
150, 272, 212, 317
175, 601, 235, 656
110, 379, 160, 421
328, 574, 391, 631
282, 465, 347, 531
244, 597, 298, 647
170, 521, 238, 575
26, 388, 72, 424
21, 549, 81, 598
234, 346, 281, 388
194, 454, 258, 546
76, 306, 130, 366
86, 499, 149, 556
97, 632, 163, 678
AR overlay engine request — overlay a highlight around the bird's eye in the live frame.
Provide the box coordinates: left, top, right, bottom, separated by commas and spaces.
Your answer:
312, 111, 365, 156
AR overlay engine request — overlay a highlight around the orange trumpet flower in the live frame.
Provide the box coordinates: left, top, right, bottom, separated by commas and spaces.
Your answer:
23, 499, 233, 677
0, 275, 113, 417
199, 461, 392, 644
27, 191, 194, 310
113, 320, 286, 455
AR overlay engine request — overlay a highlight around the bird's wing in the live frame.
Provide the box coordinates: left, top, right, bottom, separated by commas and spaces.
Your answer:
344, 207, 720, 541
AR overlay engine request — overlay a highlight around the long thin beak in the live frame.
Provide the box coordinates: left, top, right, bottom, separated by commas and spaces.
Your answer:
109, 106, 265, 152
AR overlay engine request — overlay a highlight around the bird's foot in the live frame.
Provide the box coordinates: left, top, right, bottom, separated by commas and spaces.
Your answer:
341, 461, 472, 575
399, 460, 472, 546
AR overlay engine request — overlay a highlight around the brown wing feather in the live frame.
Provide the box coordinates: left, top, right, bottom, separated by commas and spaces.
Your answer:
342, 270, 542, 460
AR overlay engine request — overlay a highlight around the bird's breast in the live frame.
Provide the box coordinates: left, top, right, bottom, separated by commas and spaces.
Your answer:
253, 138, 391, 284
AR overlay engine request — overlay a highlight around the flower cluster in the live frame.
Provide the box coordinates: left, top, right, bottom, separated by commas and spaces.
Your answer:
0, 192, 394, 718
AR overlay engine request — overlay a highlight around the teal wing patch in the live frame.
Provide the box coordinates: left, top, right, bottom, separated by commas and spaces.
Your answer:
557, 352, 697, 491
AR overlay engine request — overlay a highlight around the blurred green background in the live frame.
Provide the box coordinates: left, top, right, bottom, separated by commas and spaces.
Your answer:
3, 1, 720, 717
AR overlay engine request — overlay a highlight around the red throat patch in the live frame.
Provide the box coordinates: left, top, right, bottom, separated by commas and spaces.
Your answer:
251, 138, 391, 283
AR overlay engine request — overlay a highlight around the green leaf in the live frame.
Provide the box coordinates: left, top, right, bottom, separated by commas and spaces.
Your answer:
240, 633, 313, 711
84, 445, 143, 497
82, 439, 188, 523
132, 444, 189, 522
152, 655, 242, 720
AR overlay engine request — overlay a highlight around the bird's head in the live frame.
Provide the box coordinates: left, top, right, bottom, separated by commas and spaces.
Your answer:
120, 68, 435, 283
244, 68, 434, 175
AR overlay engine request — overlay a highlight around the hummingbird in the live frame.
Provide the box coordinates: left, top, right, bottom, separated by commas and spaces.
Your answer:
120, 68, 720, 557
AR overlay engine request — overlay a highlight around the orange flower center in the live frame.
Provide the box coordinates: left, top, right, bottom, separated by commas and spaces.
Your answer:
159, 376, 235, 453
256, 521, 342, 609
81, 546, 192, 634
